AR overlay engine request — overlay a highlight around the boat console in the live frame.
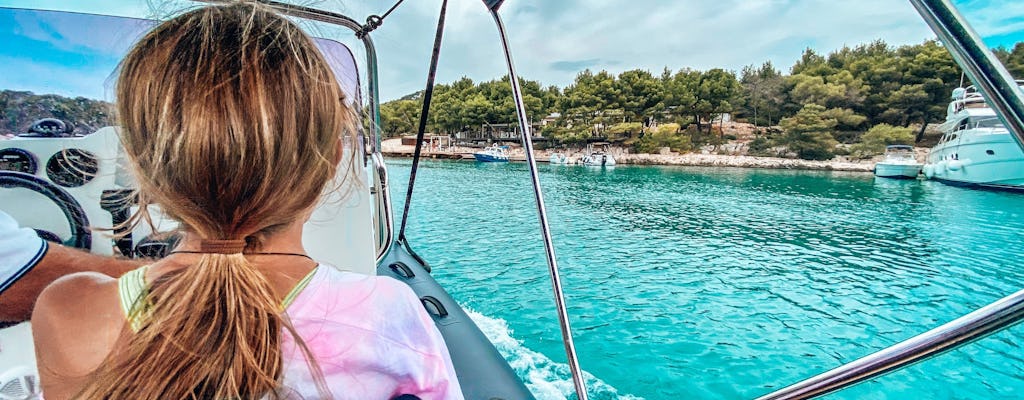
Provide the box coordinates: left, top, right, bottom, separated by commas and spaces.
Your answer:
0, 126, 377, 269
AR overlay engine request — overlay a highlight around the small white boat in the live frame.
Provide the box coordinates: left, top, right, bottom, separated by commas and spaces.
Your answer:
473, 145, 510, 162
578, 143, 616, 167
548, 152, 567, 164
580, 152, 615, 167
874, 145, 922, 179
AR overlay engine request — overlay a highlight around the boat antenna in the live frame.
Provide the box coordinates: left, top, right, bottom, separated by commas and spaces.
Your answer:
484, 1, 590, 398
397, 0, 448, 244
355, 0, 405, 38
959, 71, 965, 88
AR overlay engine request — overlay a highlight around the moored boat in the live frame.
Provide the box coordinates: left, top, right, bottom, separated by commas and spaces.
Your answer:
578, 143, 616, 167
473, 144, 510, 162
922, 83, 1024, 191
874, 145, 922, 179
548, 152, 567, 164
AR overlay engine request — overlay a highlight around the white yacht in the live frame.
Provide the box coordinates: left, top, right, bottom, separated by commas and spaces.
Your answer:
922, 83, 1024, 191
874, 145, 922, 179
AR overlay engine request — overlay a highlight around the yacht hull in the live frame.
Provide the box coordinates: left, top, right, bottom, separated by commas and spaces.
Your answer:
924, 131, 1024, 190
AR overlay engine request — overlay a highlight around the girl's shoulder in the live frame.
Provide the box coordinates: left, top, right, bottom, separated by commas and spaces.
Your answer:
32, 271, 123, 397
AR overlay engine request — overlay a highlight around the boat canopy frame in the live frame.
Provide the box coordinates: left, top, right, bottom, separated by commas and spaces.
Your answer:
199, 2, 1024, 399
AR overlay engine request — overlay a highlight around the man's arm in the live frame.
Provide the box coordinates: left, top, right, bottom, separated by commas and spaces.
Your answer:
0, 243, 143, 322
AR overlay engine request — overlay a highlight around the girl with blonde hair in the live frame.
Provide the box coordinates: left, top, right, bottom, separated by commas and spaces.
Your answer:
31, 2, 463, 399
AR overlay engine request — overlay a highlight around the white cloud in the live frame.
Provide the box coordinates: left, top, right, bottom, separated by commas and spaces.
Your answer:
0, 0, 1018, 101
365, 0, 941, 99
955, 0, 1024, 37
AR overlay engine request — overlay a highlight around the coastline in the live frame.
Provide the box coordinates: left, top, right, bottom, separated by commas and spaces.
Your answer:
381, 139, 877, 173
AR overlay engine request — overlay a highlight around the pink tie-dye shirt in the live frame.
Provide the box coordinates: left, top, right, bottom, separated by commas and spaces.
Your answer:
279, 265, 464, 399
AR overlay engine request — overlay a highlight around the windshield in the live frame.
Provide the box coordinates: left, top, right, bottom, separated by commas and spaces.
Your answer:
970, 115, 1007, 130
0, 7, 360, 137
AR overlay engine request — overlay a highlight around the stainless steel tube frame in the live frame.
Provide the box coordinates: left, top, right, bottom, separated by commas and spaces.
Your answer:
487, 8, 590, 400
910, 0, 1024, 148
222, 0, 394, 258
757, 289, 1024, 399
371, 152, 394, 262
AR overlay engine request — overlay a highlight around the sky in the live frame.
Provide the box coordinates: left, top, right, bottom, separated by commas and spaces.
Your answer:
0, 0, 1021, 101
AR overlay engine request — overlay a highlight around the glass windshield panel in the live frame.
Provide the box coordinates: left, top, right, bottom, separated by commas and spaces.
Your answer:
0, 7, 360, 137
970, 116, 1007, 129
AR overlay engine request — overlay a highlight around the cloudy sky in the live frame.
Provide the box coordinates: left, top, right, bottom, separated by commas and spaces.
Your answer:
0, 0, 1021, 101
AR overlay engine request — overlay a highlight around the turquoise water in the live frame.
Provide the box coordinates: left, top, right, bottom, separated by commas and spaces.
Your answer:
387, 158, 1024, 400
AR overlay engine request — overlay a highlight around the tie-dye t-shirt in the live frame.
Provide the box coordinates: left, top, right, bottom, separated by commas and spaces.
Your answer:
117, 264, 464, 399
279, 265, 464, 399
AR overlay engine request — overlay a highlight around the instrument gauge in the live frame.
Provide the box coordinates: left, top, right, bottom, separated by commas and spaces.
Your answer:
46, 148, 98, 187
0, 148, 38, 174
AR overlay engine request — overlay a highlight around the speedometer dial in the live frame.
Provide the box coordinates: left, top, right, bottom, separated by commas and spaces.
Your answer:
46, 148, 98, 187
0, 148, 38, 174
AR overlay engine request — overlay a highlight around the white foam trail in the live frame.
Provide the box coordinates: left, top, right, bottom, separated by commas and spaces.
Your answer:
464, 308, 644, 400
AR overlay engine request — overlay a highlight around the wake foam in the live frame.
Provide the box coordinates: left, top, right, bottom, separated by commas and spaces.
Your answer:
464, 308, 644, 400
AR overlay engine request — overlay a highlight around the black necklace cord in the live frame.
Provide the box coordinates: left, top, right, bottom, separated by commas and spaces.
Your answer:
355, 0, 406, 39
396, 0, 448, 243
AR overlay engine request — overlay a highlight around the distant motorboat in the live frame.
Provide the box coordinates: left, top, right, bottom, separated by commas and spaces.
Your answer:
874, 145, 922, 179
580, 152, 615, 167
473, 145, 510, 162
922, 83, 1024, 191
549, 152, 567, 164
579, 143, 616, 167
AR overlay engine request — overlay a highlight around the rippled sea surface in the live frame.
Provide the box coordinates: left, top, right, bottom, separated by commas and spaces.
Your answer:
386, 158, 1024, 400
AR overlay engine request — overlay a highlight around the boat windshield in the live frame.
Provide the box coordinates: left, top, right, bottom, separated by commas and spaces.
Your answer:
0, 7, 360, 137
969, 116, 1007, 130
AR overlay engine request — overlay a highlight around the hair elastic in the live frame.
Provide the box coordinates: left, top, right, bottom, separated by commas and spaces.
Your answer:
195, 239, 248, 254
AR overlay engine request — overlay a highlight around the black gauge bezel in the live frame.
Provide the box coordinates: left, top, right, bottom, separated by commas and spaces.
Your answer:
46, 148, 99, 188
0, 148, 39, 175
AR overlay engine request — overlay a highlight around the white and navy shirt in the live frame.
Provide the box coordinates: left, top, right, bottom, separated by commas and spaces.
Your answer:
0, 210, 47, 294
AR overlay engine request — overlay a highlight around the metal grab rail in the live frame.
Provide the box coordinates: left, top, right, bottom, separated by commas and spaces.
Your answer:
757, 289, 1024, 400
248, 0, 386, 154
484, 2, 589, 399
370, 152, 394, 262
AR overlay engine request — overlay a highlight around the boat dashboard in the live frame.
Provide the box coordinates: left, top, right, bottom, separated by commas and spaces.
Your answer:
0, 5, 378, 271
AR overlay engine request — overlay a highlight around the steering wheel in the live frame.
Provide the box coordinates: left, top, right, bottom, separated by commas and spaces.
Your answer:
26, 118, 74, 137
0, 171, 92, 249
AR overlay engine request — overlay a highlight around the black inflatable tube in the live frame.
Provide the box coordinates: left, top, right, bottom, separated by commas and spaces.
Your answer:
377, 241, 535, 400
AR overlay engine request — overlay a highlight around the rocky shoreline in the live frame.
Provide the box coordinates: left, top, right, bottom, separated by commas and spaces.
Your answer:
612, 153, 874, 172
381, 139, 879, 173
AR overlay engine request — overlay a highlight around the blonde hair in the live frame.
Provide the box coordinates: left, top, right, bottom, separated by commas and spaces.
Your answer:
78, 2, 354, 398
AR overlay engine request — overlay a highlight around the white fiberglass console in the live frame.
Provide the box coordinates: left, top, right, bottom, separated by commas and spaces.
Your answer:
0, 128, 377, 274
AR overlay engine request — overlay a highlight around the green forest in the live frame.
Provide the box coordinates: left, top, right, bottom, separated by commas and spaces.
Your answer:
380, 40, 1024, 160
0, 90, 113, 136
